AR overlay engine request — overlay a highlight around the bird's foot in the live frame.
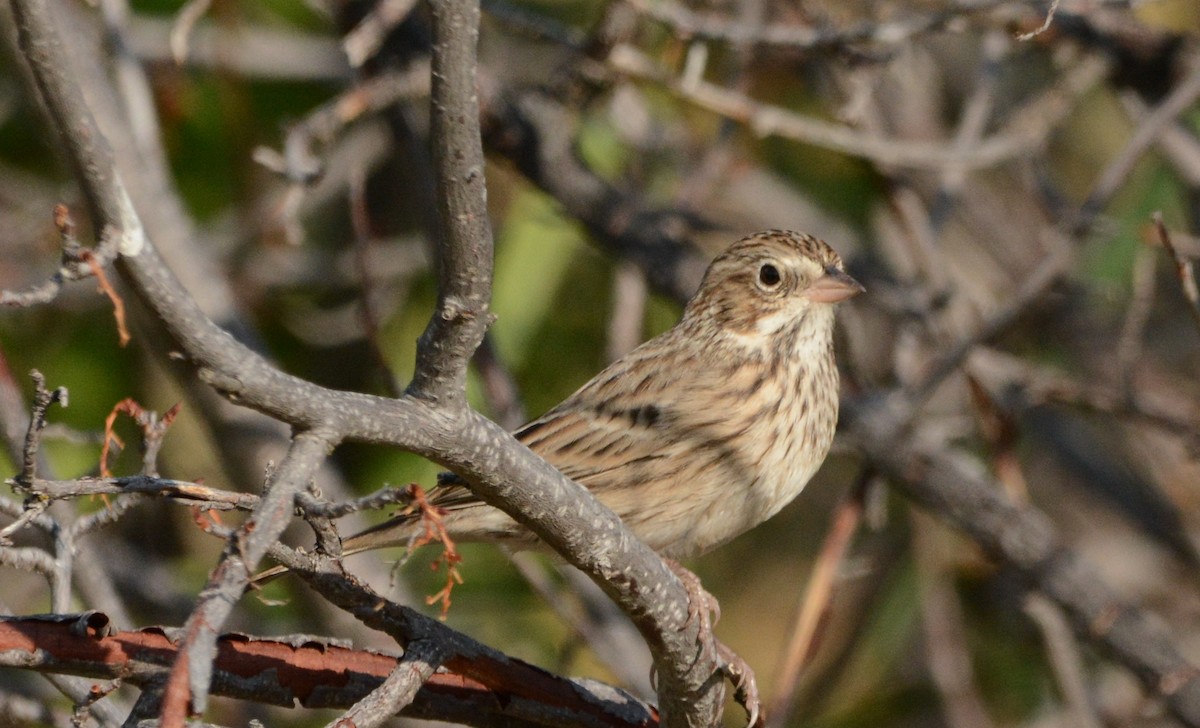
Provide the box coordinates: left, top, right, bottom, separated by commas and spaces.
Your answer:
664, 558, 721, 630
662, 560, 760, 726
717, 640, 763, 728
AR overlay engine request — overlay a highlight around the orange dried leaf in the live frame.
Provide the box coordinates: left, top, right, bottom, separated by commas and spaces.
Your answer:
80, 250, 131, 347
101, 398, 143, 477
403, 483, 465, 619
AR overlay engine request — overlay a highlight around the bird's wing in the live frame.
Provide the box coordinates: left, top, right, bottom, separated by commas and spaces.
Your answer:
425, 333, 734, 513
423, 473, 480, 511
422, 398, 679, 513
514, 400, 677, 486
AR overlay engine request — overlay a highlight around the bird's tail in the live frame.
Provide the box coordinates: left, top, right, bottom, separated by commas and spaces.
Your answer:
247, 512, 422, 589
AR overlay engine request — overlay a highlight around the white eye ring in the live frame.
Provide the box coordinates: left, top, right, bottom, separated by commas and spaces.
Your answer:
758, 263, 781, 287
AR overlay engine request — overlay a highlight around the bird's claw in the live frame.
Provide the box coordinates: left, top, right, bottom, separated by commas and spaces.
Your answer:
664, 560, 759, 726
717, 640, 763, 728
665, 559, 721, 630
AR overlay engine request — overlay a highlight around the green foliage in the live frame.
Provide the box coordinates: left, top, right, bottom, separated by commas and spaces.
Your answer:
492, 190, 590, 371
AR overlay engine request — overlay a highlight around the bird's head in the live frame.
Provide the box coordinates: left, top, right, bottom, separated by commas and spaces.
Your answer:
684, 230, 863, 340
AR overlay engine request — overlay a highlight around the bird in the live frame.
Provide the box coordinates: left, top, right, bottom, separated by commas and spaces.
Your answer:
337, 230, 862, 562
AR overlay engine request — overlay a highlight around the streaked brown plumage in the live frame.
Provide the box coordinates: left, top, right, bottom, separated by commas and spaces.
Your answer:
344, 230, 862, 560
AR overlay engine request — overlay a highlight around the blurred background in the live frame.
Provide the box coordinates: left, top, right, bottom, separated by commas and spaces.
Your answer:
2, 0, 1200, 726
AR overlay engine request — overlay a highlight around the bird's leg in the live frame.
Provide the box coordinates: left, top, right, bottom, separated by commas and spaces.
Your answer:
663, 559, 762, 727
664, 558, 721, 629
716, 639, 763, 728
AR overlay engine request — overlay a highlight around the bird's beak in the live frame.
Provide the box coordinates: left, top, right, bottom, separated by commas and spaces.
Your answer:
804, 267, 865, 303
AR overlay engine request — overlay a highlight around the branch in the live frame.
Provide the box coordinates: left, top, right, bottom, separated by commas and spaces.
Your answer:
605, 43, 1107, 171
161, 430, 335, 722
125, 15, 350, 81
625, 0, 1026, 51
20, 475, 259, 510
344, 0, 421, 68
0, 614, 656, 728
408, 0, 494, 401
1153, 213, 1200, 337
333, 639, 446, 728
767, 472, 871, 727
13, 369, 66, 488
0, 204, 120, 310
255, 63, 431, 186
846, 406, 1200, 728
1079, 57, 1200, 229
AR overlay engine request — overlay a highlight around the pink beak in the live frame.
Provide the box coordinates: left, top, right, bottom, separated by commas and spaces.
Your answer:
804, 267, 865, 303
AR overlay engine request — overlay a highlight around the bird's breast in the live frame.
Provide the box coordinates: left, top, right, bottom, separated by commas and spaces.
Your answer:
748, 350, 838, 513
659, 345, 839, 559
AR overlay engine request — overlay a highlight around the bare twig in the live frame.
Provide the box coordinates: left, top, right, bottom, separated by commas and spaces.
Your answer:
1153, 118, 1200, 189
913, 510, 997, 728
24, 475, 258, 510
607, 44, 1106, 171
932, 28, 1008, 229
767, 471, 870, 728
967, 377, 1029, 503
294, 484, 413, 520
1015, 0, 1061, 41
608, 261, 649, 362
328, 639, 448, 728
628, 0, 1028, 52
14, 370, 67, 488
343, 0, 421, 68
257, 64, 430, 186
905, 244, 1072, 408
71, 494, 141, 536
1152, 213, 1200, 337
160, 430, 336, 725
0, 502, 50, 547
479, 88, 710, 304
967, 347, 1197, 439
510, 553, 653, 693
0, 205, 120, 309
1115, 244, 1157, 399
1025, 592, 1104, 728
97, 0, 171, 171
169, 0, 211, 64
1079, 59, 1200, 229
471, 335, 526, 430
124, 15, 348, 80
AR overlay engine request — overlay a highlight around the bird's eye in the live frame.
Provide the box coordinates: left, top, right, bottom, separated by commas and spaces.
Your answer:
758, 263, 781, 287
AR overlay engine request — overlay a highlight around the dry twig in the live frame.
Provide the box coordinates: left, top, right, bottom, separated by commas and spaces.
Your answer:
1153, 213, 1200, 337
767, 472, 871, 727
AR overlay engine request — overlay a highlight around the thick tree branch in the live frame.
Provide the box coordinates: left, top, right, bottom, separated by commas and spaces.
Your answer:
0, 614, 655, 728
269, 546, 659, 727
